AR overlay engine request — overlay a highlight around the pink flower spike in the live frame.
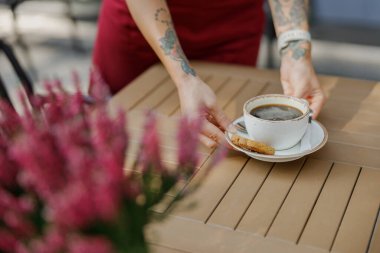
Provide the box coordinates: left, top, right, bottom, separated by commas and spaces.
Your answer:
208, 143, 228, 169
138, 111, 163, 172
68, 236, 114, 253
0, 100, 21, 134
17, 91, 34, 131
177, 115, 203, 175
0, 229, 18, 253
89, 66, 111, 102
91, 107, 127, 182
71, 71, 81, 90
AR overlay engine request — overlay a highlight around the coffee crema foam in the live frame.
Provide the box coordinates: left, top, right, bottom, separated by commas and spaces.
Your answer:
250, 104, 303, 121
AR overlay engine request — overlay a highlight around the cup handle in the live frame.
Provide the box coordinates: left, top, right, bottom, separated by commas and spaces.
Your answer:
300, 98, 313, 123
308, 109, 313, 123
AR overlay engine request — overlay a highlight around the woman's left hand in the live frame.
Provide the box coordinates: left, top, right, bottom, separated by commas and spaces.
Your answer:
280, 41, 326, 119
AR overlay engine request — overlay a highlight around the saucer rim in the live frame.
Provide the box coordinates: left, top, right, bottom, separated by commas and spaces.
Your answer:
226, 117, 328, 159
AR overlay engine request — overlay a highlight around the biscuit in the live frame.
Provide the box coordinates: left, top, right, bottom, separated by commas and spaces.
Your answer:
231, 134, 275, 155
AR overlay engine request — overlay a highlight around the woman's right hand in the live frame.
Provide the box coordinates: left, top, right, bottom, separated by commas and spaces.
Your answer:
177, 76, 232, 148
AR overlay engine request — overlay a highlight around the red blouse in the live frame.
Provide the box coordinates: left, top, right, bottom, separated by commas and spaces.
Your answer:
93, 0, 265, 94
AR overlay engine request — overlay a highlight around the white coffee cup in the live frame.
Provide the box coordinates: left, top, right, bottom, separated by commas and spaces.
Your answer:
243, 94, 311, 150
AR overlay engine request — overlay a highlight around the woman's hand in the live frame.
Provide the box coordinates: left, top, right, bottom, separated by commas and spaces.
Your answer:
177, 75, 232, 148
280, 41, 326, 119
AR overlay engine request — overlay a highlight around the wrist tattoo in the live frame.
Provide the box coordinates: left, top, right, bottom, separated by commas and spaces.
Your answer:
281, 40, 309, 60
155, 8, 196, 76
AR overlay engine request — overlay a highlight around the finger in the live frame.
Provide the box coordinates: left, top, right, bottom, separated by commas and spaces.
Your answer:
309, 91, 325, 119
281, 80, 294, 96
292, 82, 310, 99
199, 134, 217, 149
210, 105, 232, 131
202, 120, 225, 144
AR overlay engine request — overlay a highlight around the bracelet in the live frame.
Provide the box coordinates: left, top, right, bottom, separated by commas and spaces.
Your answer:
277, 29, 311, 54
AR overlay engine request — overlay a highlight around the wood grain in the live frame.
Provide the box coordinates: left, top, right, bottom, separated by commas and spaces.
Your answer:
267, 159, 332, 242
331, 168, 380, 253
299, 163, 361, 250
236, 159, 305, 235
207, 159, 273, 229
172, 152, 249, 222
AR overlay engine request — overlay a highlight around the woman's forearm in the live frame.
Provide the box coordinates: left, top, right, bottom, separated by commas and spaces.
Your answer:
268, 0, 311, 60
125, 0, 196, 87
268, 0, 309, 35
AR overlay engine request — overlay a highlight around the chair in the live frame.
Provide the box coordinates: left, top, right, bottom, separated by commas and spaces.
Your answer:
0, 39, 34, 106
0, 0, 84, 51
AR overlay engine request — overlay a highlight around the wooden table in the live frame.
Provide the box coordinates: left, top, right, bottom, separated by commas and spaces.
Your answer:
110, 62, 380, 253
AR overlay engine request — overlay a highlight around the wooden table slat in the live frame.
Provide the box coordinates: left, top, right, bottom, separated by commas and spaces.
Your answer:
324, 78, 378, 100
206, 75, 231, 92
320, 110, 380, 126
327, 129, 380, 150
236, 158, 305, 235
320, 117, 380, 137
267, 159, 332, 242
260, 81, 283, 95
167, 75, 229, 116
110, 65, 168, 111
311, 142, 380, 169
172, 152, 248, 222
323, 99, 380, 116
151, 195, 176, 214
128, 128, 211, 155
171, 75, 234, 116
147, 216, 327, 253
299, 163, 361, 250
331, 168, 380, 253
223, 80, 267, 119
211, 77, 248, 108
368, 209, 380, 253
155, 75, 212, 116
207, 159, 273, 229
126, 140, 209, 168
133, 79, 176, 111
150, 244, 190, 253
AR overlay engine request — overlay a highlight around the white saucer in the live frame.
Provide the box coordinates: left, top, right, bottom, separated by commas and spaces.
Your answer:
225, 116, 328, 162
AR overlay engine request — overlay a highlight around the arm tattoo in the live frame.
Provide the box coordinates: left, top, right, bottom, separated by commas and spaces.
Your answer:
289, 0, 307, 27
273, 0, 290, 26
281, 40, 308, 60
155, 8, 196, 76
272, 0, 307, 28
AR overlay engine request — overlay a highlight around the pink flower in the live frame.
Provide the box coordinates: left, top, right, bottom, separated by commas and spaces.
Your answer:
138, 112, 163, 172
177, 115, 203, 176
10, 129, 67, 198
123, 174, 141, 199
68, 236, 114, 253
28, 228, 65, 253
0, 100, 21, 137
208, 143, 228, 169
48, 182, 95, 229
89, 66, 111, 102
0, 149, 18, 188
3, 211, 34, 237
0, 229, 18, 252
91, 108, 127, 183
53, 118, 93, 180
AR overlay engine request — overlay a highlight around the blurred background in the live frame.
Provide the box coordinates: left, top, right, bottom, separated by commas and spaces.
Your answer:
1, 0, 380, 97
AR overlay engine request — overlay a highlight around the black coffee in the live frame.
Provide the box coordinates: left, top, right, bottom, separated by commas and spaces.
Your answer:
250, 104, 303, 121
